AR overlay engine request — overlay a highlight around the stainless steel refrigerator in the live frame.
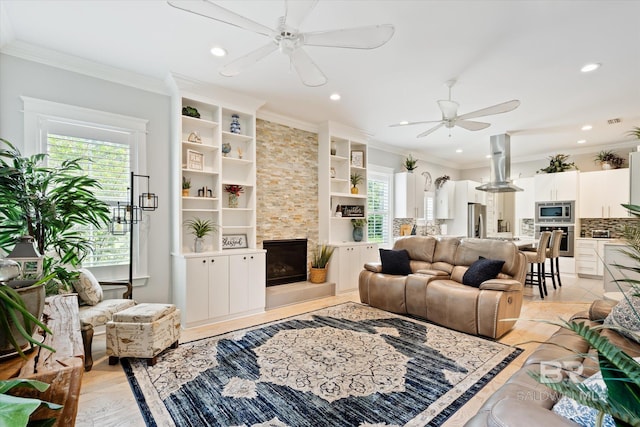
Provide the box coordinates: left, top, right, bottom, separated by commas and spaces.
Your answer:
468, 203, 487, 238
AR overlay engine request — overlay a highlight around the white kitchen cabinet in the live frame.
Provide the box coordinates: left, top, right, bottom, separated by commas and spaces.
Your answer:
579, 169, 629, 218
395, 172, 423, 218
436, 180, 455, 219
575, 238, 610, 277
229, 252, 266, 314
173, 250, 265, 327
514, 177, 535, 235
328, 242, 379, 293
447, 180, 483, 237
604, 242, 638, 293
534, 170, 579, 201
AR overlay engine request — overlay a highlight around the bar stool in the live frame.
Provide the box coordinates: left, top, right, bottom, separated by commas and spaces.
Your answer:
545, 230, 564, 289
523, 231, 552, 298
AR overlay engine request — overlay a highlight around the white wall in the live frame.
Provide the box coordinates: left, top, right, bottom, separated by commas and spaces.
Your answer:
0, 53, 172, 303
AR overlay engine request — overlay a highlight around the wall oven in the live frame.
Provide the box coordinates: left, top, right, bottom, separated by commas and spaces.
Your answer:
535, 225, 575, 257
535, 200, 575, 224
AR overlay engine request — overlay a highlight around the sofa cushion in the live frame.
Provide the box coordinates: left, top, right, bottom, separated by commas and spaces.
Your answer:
393, 236, 437, 263
604, 290, 640, 343
379, 249, 412, 275
462, 257, 505, 288
74, 268, 103, 306
552, 370, 615, 427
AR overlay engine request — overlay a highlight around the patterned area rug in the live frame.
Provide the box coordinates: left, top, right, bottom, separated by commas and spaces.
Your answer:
123, 302, 522, 426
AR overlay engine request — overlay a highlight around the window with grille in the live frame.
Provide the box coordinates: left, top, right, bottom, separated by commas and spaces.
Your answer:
367, 169, 392, 245
47, 133, 130, 267
23, 97, 148, 281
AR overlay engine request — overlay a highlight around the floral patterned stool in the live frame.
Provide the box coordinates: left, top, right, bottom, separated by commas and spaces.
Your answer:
106, 303, 181, 366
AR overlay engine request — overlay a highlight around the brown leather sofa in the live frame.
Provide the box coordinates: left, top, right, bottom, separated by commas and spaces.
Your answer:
359, 236, 526, 339
465, 299, 640, 426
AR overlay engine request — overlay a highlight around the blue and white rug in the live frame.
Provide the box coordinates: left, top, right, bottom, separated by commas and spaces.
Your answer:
123, 302, 522, 426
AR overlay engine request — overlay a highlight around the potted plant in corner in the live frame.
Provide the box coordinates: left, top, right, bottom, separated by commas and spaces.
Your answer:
351, 218, 367, 242
309, 244, 335, 284
184, 217, 217, 253
350, 173, 363, 194
594, 150, 625, 170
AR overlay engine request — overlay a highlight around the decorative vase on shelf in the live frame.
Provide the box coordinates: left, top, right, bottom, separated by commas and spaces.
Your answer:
222, 142, 231, 157
351, 185, 359, 194
601, 162, 612, 170
330, 142, 337, 156
228, 193, 239, 208
230, 114, 241, 134
194, 237, 203, 253
182, 189, 189, 197
352, 226, 364, 242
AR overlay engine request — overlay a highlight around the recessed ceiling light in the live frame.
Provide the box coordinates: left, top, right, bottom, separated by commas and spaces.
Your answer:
329, 93, 341, 101
485, 154, 491, 158
577, 139, 586, 144
581, 124, 593, 131
210, 46, 227, 57
580, 63, 601, 73
399, 120, 409, 126
456, 149, 463, 153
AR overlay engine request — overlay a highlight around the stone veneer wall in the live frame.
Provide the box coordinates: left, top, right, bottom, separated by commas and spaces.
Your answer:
255, 119, 319, 269
579, 217, 640, 239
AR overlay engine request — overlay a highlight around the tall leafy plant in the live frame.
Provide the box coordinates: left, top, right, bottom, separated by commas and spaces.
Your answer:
530, 203, 640, 426
0, 139, 110, 277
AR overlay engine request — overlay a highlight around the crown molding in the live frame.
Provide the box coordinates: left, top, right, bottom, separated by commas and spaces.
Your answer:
0, 40, 170, 95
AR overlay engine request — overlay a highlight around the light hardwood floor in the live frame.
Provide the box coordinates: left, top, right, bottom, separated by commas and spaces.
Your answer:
75, 275, 604, 427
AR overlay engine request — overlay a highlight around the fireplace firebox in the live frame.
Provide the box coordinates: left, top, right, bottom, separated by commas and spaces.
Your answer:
264, 239, 308, 287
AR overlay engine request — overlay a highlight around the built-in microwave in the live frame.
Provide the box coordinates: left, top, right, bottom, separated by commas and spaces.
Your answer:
535, 200, 575, 223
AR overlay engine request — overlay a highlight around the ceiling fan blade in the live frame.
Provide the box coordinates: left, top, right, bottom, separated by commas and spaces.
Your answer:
303, 25, 395, 49
219, 43, 278, 77
457, 100, 521, 120
284, 0, 318, 29
455, 120, 491, 131
290, 47, 327, 87
167, 0, 274, 37
417, 123, 444, 138
389, 120, 443, 128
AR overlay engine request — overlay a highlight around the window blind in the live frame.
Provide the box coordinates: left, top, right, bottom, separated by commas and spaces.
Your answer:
367, 172, 391, 244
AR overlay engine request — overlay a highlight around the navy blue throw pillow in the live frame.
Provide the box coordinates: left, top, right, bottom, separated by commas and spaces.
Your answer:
379, 249, 412, 276
462, 256, 505, 287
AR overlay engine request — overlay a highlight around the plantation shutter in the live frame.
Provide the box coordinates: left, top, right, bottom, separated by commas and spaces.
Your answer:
46, 128, 131, 267
367, 171, 391, 245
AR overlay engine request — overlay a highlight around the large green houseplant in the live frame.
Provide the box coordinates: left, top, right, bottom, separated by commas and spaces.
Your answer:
530, 203, 640, 426
0, 139, 110, 281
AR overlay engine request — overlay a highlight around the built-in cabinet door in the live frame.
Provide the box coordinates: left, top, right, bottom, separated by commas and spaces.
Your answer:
579, 169, 629, 218
579, 173, 606, 218
395, 172, 421, 218
607, 169, 629, 217
436, 181, 455, 219
209, 256, 229, 318
185, 257, 211, 324
229, 252, 265, 313
360, 243, 379, 266
337, 246, 360, 293
534, 171, 578, 201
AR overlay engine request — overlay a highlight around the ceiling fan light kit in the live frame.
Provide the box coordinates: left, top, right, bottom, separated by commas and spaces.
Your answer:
168, 0, 395, 87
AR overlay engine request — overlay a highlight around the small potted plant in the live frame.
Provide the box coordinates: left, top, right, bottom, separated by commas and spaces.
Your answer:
350, 173, 363, 194
403, 154, 418, 172
184, 217, 217, 253
594, 150, 625, 170
309, 244, 335, 283
538, 153, 577, 173
351, 218, 367, 242
182, 177, 191, 196
224, 184, 244, 208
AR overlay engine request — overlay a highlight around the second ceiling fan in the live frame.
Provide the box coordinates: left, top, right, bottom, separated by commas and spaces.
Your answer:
391, 80, 520, 138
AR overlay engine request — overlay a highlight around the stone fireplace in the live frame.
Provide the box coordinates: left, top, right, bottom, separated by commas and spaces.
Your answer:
264, 238, 308, 287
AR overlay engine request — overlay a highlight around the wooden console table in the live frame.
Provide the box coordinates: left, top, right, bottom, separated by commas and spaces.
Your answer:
0, 294, 84, 426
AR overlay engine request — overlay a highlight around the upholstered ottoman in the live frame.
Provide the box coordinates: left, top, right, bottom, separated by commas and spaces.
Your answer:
106, 303, 181, 366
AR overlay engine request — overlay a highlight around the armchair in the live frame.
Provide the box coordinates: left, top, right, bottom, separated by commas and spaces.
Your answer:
73, 269, 136, 371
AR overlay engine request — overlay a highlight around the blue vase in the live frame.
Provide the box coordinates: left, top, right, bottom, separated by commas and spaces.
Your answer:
352, 226, 363, 242
230, 114, 241, 134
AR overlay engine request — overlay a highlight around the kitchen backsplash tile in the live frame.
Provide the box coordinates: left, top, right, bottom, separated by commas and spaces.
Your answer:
393, 218, 442, 237
580, 217, 640, 239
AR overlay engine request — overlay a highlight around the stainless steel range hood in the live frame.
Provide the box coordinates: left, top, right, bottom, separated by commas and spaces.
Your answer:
475, 134, 523, 193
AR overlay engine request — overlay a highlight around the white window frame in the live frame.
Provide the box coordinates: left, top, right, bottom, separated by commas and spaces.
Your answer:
22, 96, 149, 283
367, 165, 394, 249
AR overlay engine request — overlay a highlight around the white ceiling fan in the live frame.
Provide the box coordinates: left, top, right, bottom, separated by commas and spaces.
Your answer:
167, 0, 395, 87
391, 80, 521, 138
